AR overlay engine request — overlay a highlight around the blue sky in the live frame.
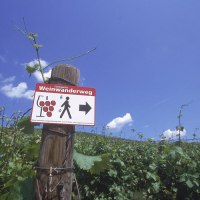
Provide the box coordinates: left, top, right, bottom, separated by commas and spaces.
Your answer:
1, 0, 200, 140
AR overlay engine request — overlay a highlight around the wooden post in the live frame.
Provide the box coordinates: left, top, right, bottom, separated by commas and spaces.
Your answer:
35, 64, 80, 200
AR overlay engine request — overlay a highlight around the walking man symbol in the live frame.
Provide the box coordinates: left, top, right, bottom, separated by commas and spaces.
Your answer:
60, 97, 72, 119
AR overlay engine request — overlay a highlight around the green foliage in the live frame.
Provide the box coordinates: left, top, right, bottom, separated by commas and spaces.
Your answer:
17, 116, 35, 134
73, 150, 111, 175
1, 116, 200, 199
74, 133, 200, 200
33, 43, 43, 49
17, 26, 96, 83
1, 177, 35, 200
0, 114, 40, 199
26, 63, 39, 76
27, 33, 38, 41
0, 132, 39, 199
18, 29, 46, 82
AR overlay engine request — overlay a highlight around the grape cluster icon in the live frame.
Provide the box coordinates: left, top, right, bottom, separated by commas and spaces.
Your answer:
39, 100, 56, 117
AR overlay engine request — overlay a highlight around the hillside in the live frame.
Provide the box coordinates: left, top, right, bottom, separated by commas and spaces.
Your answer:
0, 128, 200, 199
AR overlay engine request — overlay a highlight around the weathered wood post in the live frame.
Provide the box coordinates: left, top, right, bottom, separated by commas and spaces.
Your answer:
35, 64, 80, 200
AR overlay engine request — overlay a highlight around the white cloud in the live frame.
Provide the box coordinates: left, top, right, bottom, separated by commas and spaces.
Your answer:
106, 113, 133, 131
26, 59, 51, 82
163, 129, 186, 139
33, 69, 52, 82
0, 82, 34, 100
0, 55, 6, 63
27, 59, 48, 68
2, 76, 16, 83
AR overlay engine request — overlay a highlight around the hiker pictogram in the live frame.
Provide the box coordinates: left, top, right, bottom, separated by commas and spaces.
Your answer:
60, 97, 72, 119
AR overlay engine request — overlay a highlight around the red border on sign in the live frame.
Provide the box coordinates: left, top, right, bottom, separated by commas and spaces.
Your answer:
30, 83, 96, 126
35, 83, 96, 96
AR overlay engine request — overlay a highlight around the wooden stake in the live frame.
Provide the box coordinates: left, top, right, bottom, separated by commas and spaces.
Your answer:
35, 64, 80, 200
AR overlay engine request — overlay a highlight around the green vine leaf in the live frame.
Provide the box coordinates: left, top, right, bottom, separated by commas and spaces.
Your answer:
90, 153, 111, 174
17, 116, 34, 134
26, 64, 38, 75
33, 43, 43, 49
28, 33, 38, 40
3, 178, 35, 200
28, 35, 34, 41
73, 150, 111, 174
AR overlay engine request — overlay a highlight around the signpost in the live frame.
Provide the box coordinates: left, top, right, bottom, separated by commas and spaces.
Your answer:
34, 64, 92, 200
31, 83, 96, 126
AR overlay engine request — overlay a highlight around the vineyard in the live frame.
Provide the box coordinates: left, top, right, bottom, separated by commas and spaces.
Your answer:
74, 133, 200, 200
0, 116, 200, 200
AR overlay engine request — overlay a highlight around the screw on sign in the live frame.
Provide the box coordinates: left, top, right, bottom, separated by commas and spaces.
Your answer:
37, 95, 57, 118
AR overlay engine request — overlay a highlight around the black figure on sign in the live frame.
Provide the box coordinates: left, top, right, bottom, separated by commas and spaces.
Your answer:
60, 97, 72, 119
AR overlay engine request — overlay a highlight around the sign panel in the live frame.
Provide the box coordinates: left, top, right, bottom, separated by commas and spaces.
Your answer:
31, 83, 96, 126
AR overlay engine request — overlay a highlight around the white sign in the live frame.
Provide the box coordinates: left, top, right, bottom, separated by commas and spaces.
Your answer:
31, 83, 96, 126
